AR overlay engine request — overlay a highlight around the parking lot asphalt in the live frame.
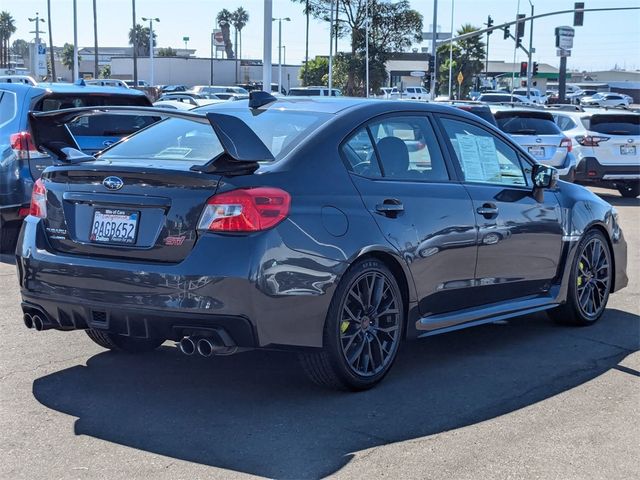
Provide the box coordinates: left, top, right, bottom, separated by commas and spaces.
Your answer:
0, 187, 638, 480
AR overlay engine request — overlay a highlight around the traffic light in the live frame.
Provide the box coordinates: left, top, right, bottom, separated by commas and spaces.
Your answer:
503, 26, 510, 39
516, 13, 526, 39
532, 62, 539, 76
486, 16, 493, 35
574, 2, 585, 27
520, 61, 528, 77
428, 55, 435, 74
516, 36, 522, 48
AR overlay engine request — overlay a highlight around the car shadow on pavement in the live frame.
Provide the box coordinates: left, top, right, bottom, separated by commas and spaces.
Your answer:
32, 309, 639, 479
593, 191, 640, 207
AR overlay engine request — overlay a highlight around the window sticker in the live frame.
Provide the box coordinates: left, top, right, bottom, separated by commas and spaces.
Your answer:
455, 133, 502, 183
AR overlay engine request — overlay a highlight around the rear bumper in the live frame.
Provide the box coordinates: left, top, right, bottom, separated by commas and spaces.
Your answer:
575, 157, 640, 185
17, 216, 343, 348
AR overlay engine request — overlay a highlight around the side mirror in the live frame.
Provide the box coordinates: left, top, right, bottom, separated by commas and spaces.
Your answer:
532, 164, 558, 189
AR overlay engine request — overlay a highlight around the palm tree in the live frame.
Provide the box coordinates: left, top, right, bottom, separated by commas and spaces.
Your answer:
0, 11, 17, 68
231, 7, 249, 60
216, 9, 234, 59
128, 24, 155, 56
92, 0, 99, 78
47, 0, 56, 81
61, 43, 81, 72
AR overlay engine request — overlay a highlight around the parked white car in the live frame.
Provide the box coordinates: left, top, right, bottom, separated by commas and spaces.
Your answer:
579, 92, 630, 107
85, 79, 129, 88
492, 106, 575, 179
403, 86, 430, 100
512, 88, 547, 105
0, 75, 37, 85
477, 93, 535, 105
552, 110, 640, 197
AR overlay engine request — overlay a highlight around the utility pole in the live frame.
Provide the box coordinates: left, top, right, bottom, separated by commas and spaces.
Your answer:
28, 13, 45, 77
365, 0, 369, 97
46, 0, 55, 81
141, 17, 159, 86
448, 0, 454, 99
429, 0, 438, 99
262, 0, 272, 93
526, 1, 534, 97
73, 0, 78, 80
559, 55, 567, 103
93, 0, 99, 79
132, 0, 138, 85
328, 0, 335, 91
210, 32, 214, 85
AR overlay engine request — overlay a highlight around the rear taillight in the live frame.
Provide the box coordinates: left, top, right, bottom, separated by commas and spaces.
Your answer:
575, 135, 610, 147
197, 187, 291, 232
559, 137, 573, 152
29, 179, 47, 219
9, 131, 48, 160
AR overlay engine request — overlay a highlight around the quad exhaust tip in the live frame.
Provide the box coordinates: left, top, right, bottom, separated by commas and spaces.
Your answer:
32, 315, 45, 331
196, 338, 217, 357
178, 336, 196, 356
23, 313, 33, 329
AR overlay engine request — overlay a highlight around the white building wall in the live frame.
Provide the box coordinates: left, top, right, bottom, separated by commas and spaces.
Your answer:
111, 57, 301, 89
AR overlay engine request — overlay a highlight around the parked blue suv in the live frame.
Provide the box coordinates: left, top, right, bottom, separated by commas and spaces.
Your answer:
0, 82, 154, 253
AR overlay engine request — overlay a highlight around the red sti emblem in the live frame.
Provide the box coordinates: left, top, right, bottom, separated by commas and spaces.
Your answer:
164, 235, 186, 246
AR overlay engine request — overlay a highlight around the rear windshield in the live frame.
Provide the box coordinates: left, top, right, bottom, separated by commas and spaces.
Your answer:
99, 109, 332, 164
36, 94, 154, 137
586, 115, 640, 135
479, 94, 512, 102
289, 89, 321, 96
496, 113, 560, 135
456, 106, 497, 126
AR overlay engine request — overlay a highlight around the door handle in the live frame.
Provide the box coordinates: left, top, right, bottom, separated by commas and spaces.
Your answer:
476, 203, 499, 218
375, 199, 404, 217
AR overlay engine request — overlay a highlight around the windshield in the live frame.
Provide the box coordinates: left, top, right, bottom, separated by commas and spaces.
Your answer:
587, 115, 640, 135
99, 109, 333, 164
496, 113, 560, 135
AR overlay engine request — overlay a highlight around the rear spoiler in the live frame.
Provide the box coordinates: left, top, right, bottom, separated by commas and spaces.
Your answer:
28, 106, 274, 175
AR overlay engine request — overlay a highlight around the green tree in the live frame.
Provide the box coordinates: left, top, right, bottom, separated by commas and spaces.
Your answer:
157, 47, 177, 57
128, 24, 156, 56
436, 24, 485, 98
99, 64, 111, 78
61, 43, 81, 71
299, 56, 329, 86
216, 9, 234, 59
231, 7, 249, 60
11, 38, 29, 65
297, 0, 422, 95
0, 11, 17, 68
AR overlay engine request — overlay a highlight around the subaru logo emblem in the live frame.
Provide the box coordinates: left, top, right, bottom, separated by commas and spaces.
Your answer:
103, 176, 124, 190
103, 140, 115, 147
536, 138, 542, 143
628, 139, 634, 143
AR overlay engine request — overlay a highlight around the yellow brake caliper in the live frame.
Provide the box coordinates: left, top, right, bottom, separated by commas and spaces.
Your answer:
340, 321, 350, 333
577, 261, 584, 286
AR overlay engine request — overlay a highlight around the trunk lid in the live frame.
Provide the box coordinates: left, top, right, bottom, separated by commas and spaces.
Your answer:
587, 114, 640, 166
42, 164, 221, 262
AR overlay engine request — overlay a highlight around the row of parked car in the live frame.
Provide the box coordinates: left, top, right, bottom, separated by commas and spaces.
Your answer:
0, 79, 638, 259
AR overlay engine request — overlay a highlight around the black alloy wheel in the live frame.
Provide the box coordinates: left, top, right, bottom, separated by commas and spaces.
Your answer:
299, 258, 404, 390
549, 230, 612, 326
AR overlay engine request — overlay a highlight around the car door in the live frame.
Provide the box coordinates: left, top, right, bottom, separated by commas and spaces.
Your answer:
437, 115, 564, 304
341, 113, 478, 316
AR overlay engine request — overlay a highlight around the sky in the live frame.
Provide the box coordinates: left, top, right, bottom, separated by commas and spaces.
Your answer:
2, 0, 640, 72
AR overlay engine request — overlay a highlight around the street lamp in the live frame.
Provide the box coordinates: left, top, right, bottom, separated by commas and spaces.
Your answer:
141, 17, 159, 86
526, 0, 534, 98
272, 17, 290, 94
27, 12, 45, 74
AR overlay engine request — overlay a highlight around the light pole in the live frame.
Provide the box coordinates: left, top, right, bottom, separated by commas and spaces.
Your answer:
73, 0, 78, 80
210, 31, 214, 85
328, 0, 335, 91
526, 0, 534, 97
27, 13, 45, 76
272, 17, 290, 95
365, 0, 369, 97
141, 17, 159, 86
448, 0, 454, 99
263, 0, 272, 93
429, 0, 438, 99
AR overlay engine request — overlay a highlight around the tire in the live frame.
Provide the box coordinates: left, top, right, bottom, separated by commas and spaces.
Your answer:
549, 229, 612, 326
617, 183, 640, 198
85, 329, 165, 353
299, 258, 404, 391
0, 222, 20, 255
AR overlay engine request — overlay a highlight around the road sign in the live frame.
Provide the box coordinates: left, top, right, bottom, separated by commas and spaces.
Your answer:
557, 48, 572, 57
457, 72, 464, 85
183, 36, 190, 42
555, 26, 575, 49
213, 30, 224, 46
410, 71, 425, 77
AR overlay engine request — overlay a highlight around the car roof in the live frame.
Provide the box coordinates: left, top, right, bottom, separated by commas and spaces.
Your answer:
0, 81, 147, 97
197, 96, 486, 118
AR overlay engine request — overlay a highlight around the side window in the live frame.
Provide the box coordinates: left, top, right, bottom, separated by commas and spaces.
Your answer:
369, 116, 449, 181
0, 90, 17, 127
554, 115, 577, 132
341, 128, 381, 177
440, 117, 529, 187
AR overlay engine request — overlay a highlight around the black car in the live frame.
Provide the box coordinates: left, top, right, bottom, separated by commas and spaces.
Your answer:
0, 82, 154, 254
17, 94, 628, 390
437, 101, 498, 126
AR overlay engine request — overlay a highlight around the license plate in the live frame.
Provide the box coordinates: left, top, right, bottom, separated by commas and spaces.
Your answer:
528, 146, 545, 159
620, 145, 636, 155
90, 208, 139, 245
